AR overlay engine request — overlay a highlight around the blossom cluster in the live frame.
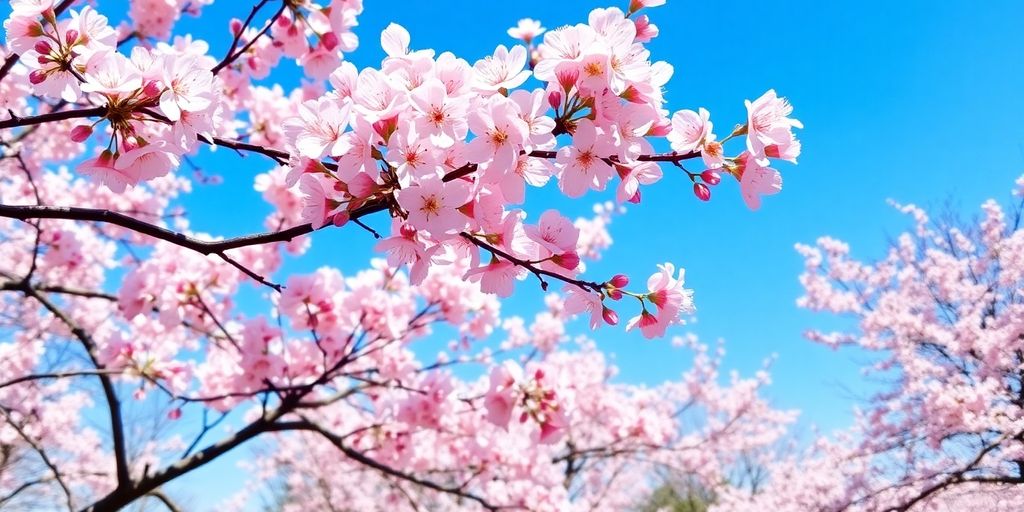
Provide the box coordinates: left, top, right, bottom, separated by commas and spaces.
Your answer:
2, 0, 802, 338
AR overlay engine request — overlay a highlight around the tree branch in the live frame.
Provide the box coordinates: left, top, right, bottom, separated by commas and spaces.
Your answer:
11, 283, 132, 489
294, 416, 508, 511
211, 0, 288, 75
0, 406, 75, 511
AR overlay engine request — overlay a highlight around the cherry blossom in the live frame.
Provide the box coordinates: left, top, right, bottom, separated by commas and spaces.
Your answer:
0, 1, 810, 509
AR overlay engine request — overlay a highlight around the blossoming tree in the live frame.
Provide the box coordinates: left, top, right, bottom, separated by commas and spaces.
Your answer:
714, 178, 1024, 511
0, 0, 803, 510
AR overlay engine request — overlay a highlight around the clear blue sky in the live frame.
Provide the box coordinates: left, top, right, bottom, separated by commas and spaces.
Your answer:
8, 0, 1024, 507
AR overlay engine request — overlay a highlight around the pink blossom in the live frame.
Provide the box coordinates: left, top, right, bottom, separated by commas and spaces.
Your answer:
299, 174, 345, 229
667, 107, 712, 155
484, 361, 523, 428
465, 259, 526, 297
465, 95, 529, 173
409, 78, 469, 148
395, 175, 471, 235
525, 209, 579, 254
283, 97, 352, 159
564, 284, 604, 329
157, 54, 213, 122
474, 45, 532, 92
555, 119, 614, 198
615, 161, 662, 203
735, 151, 783, 211
507, 18, 545, 44
745, 89, 803, 164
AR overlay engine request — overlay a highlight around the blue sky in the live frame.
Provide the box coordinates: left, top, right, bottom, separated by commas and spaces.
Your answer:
7, 0, 1024, 507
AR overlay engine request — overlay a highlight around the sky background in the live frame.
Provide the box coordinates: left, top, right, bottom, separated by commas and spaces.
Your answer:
7, 0, 1024, 508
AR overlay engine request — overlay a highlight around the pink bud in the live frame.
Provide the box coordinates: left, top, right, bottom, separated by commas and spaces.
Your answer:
168, 408, 182, 420
36, 54, 51, 64
602, 306, 619, 326
229, 18, 244, 35
700, 170, 721, 186
399, 223, 417, 238
609, 274, 630, 288
555, 63, 579, 91
693, 183, 711, 202
64, 29, 79, 46
28, 70, 46, 84
552, 252, 580, 270
607, 289, 623, 300
143, 80, 162, 97
69, 125, 92, 142
321, 32, 339, 51
33, 40, 52, 55
547, 90, 561, 110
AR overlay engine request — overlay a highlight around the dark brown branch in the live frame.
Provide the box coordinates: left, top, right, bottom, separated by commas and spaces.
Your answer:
0, 281, 116, 301
0, 406, 74, 511
295, 416, 507, 511
460, 232, 605, 293
211, 1, 288, 75
0, 106, 106, 130
145, 490, 182, 512
12, 283, 132, 489
0, 201, 387, 255
81, 416, 305, 511
0, 369, 124, 390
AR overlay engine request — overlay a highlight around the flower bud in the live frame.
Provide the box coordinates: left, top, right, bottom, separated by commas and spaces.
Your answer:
609, 274, 630, 288
602, 306, 619, 326
168, 408, 182, 420
229, 18, 244, 36
69, 125, 92, 142
33, 40, 52, 55
693, 183, 711, 201
700, 170, 721, 186
321, 32, 339, 51
547, 90, 561, 110
28, 70, 46, 84
64, 29, 79, 46
555, 63, 579, 92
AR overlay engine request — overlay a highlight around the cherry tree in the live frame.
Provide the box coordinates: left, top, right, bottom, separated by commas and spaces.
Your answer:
714, 177, 1024, 511
0, 0, 803, 510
